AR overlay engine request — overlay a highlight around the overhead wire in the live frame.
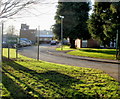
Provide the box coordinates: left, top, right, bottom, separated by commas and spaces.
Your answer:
8, 1, 58, 19
30, 3, 55, 15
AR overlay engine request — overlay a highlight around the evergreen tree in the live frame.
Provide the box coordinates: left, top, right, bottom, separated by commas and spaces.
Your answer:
88, 2, 120, 47
110, 2, 120, 59
53, 2, 90, 48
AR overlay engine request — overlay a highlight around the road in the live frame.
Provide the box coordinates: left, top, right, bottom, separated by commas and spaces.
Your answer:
19, 44, 119, 81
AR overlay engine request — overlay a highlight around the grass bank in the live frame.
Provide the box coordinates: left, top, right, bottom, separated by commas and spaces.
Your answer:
2, 48, 119, 98
68, 48, 116, 60
56, 47, 116, 60
56, 45, 76, 51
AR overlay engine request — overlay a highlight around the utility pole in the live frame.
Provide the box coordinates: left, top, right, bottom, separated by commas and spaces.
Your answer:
37, 26, 40, 61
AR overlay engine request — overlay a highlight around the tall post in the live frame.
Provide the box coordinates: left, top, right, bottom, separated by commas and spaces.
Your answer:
16, 37, 19, 59
61, 18, 63, 50
116, 30, 118, 59
0, 0, 3, 85
116, 15, 119, 60
1, 22, 3, 57
37, 26, 40, 61
60, 16, 64, 50
8, 45, 10, 59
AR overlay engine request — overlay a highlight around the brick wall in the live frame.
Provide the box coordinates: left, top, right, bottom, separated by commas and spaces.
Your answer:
87, 38, 100, 48
20, 29, 36, 42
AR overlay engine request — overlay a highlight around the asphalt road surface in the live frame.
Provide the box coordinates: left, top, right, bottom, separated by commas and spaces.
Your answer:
19, 44, 119, 81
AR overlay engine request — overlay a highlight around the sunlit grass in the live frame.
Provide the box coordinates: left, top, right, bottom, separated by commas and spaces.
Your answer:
3, 48, 32, 60
56, 46, 116, 60
67, 48, 116, 60
56, 46, 76, 51
3, 48, 17, 59
2, 48, 119, 98
1, 84, 10, 98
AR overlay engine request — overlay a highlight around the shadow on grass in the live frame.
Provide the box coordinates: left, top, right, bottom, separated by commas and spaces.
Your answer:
2, 59, 101, 98
80, 49, 116, 55
2, 72, 36, 99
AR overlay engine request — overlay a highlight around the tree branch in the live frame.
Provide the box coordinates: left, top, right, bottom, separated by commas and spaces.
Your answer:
0, 0, 40, 18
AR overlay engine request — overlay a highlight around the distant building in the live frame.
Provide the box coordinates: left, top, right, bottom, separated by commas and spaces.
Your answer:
37, 30, 54, 43
87, 38, 100, 48
20, 24, 36, 42
75, 38, 100, 48
20, 24, 54, 43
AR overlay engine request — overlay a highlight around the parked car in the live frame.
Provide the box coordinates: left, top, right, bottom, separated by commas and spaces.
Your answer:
50, 40, 57, 45
20, 40, 28, 47
2, 41, 7, 48
63, 40, 70, 45
19, 38, 32, 47
27, 40, 32, 46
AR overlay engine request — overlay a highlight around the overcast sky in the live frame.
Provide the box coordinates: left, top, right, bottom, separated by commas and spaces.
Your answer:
3, 0, 94, 35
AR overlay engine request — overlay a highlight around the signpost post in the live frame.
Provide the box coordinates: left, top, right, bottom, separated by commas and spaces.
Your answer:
37, 26, 40, 61
16, 38, 19, 59
116, 31, 118, 60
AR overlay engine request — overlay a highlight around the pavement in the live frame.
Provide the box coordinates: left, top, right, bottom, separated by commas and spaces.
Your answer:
47, 49, 120, 64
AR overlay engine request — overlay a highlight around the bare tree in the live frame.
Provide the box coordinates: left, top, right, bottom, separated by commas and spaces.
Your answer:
0, 0, 40, 18
6, 25, 16, 36
0, 0, 43, 61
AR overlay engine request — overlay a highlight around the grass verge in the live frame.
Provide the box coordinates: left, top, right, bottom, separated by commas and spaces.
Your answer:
2, 48, 119, 98
56, 46, 116, 60
67, 48, 116, 60
56, 45, 76, 51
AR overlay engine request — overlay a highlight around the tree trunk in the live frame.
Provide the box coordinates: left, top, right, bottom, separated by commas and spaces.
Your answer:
80, 39, 82, 48
103, 41, 106, 48
69, 38, 76, 48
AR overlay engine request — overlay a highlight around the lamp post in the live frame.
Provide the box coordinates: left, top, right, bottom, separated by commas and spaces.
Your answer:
59, 15, 64, 50
50, 25, 54, 41
116, 15, 119, 60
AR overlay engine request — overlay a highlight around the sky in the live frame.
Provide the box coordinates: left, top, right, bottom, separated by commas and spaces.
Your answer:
3, 0, 94, 35
4, 1, 58, 34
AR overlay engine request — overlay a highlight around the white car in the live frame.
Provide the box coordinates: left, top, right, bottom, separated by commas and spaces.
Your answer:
20, 40, 28, 46
19, 40, 32, 46
50, 40, 57, 45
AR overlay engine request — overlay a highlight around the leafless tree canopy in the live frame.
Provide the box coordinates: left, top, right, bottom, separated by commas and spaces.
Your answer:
0, 0, 40, 18
7, 25, 16, 35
